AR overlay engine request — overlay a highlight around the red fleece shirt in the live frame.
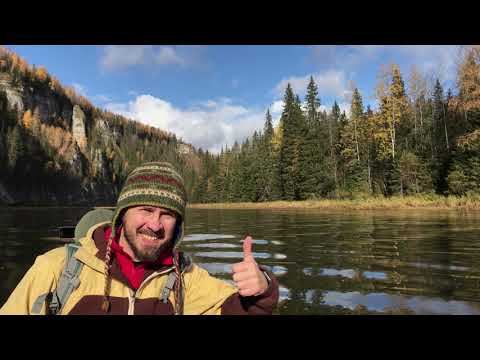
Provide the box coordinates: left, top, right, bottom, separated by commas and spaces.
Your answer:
104, 226, 173, 290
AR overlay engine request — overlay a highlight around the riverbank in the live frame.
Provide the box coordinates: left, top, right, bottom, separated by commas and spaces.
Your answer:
188, 195, 480, 210
3, 195, 480, 210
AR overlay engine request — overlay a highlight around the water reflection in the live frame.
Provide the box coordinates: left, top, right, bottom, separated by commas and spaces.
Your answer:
195, 251, 271, 259
183, 234, 236, 242
321, 290, 480, 315
1, 207, 480, 314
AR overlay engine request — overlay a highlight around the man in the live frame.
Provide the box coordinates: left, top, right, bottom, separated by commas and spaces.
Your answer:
0, 162, 279, 315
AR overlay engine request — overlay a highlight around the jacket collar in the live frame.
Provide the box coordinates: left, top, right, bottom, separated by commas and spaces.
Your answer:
75, 222, 175, 289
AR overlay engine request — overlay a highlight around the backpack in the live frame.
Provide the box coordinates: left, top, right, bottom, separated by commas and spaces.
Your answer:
31, 208, 186, 315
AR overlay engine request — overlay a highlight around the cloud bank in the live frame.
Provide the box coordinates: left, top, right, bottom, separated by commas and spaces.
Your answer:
106, 95, 267, 153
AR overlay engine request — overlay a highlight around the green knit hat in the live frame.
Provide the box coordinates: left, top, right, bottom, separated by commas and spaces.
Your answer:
110, 161, 187, 248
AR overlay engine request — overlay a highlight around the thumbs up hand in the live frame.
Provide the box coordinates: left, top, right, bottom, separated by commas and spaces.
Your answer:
232, 236, 269, 297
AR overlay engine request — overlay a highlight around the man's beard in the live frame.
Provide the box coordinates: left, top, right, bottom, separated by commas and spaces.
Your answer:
123, 227, 171, 261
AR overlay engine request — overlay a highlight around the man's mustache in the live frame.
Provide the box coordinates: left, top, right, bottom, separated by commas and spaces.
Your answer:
137, 228, 165, 239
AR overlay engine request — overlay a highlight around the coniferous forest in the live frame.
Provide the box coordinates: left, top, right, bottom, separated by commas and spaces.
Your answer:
1, 46, 480, 205
191, 46, 480, 203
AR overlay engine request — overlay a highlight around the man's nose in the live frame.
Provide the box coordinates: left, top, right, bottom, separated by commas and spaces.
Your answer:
145, 214, 164, 233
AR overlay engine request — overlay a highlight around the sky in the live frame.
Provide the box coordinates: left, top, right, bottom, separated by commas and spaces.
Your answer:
6, 45, 463, 153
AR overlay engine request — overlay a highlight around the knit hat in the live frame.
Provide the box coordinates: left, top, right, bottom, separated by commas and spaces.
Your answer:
110, 161, 187, 248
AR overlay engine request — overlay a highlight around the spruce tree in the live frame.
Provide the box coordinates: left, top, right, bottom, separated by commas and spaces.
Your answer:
300, 76, 323, 198
258, 110, 275, 201
340, 88, 370, 196
279, 83, 298, 200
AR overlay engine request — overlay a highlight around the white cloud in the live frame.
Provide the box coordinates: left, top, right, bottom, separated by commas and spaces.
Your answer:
154, 46, 185, 66
338, 102, 351, 117
269, 100, 284, 127
100, 45, 200, 71
395, 45, 460, 83
105, 95, 266, 153
311, 45, 386, 69
274, 70, 349, 101
311, 45, 460, 84
100, 46, 151, 70
270, 100, 284, 115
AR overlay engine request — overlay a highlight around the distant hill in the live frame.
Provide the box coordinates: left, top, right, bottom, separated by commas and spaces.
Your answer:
0, 47, 201, 206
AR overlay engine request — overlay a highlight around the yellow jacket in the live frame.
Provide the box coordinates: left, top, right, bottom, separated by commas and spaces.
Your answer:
0, 222, 278, 315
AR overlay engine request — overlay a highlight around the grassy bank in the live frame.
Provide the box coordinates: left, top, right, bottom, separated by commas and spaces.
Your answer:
188, 195, 480, 210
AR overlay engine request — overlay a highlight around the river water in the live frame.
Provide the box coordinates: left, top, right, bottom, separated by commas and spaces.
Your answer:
1, 207, 480, 314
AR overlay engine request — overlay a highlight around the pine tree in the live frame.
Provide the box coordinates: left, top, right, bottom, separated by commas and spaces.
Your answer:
340, 88, 370, 196
279, 84, 297, 200
300, 76, 323, 198
447, 129, 480, 195
258, 110, 275, 201
432, 79, 447, 155
324, 101, 341, 197
264, 109, 274, 139
305, 76, 321, 127
392, 151, 433, 196
341, 88, 363, 162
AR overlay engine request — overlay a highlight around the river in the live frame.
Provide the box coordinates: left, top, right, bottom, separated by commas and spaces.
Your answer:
1, 207, 480, 314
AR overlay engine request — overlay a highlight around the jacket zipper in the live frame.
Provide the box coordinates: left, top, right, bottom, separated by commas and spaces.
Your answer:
126, 267, 175, 315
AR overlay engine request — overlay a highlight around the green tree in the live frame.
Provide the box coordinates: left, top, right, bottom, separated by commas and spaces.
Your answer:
279, 84, 301, 200
447, 129, 480, 195
300, 77, 324, 198
393, 152, 433, 196
6, 124, 24, 172
340, 88, 371, 196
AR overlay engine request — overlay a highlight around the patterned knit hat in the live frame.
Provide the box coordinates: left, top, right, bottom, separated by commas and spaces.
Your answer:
110, 161, 187, 248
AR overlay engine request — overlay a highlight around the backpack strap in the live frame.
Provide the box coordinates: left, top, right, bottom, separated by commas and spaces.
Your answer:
161, 252, 191, 314
47, 243, 83, 315
158, 249, 192, 304
179, 252, 193, 273
159, 271, 177, 303
31, 293, 49, 314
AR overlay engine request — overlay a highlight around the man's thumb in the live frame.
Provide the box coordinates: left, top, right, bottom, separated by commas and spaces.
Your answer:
243, 236, 254, 261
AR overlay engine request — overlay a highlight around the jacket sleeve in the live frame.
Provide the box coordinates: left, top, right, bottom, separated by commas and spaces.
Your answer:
0, 255, 58, 315
220, 266, 279, 315
182, 264, 238, 315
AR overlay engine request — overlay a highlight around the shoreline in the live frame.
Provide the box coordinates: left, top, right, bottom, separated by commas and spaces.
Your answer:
187, 196, 480, 210
3, 196, 480, 211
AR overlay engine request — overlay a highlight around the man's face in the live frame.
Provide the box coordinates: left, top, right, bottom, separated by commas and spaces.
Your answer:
119, 205, 178, 261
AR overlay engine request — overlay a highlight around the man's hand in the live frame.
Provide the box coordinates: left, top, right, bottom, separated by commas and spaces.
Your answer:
232, 236, 269, 297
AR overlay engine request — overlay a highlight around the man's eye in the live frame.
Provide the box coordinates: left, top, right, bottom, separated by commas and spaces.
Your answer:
141, 208, 154, 213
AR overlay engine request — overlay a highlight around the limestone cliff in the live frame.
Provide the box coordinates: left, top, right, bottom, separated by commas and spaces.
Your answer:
0, 53, 198, 206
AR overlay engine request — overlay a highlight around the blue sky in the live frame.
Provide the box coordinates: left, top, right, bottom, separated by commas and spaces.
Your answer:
6, 45, 461, 153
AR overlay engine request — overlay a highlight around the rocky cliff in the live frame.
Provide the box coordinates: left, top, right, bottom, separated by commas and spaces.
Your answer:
0, 53, 199, 206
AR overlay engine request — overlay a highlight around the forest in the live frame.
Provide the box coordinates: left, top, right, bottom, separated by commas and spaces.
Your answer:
190, 46, 480, 203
